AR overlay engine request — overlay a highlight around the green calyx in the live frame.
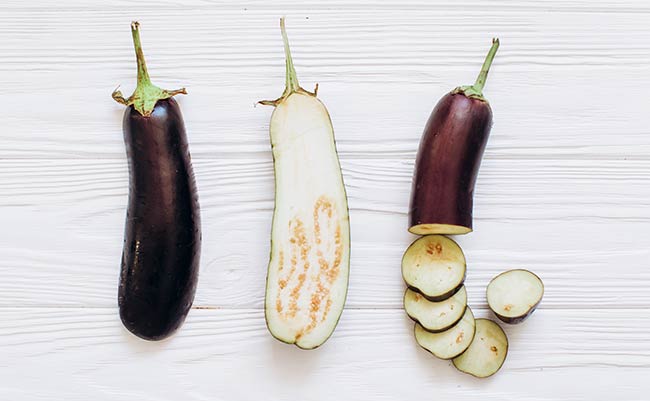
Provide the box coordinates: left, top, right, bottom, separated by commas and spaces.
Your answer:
112, 21, 186, 117
453, 38, 500, 102
259, 17, 318, 107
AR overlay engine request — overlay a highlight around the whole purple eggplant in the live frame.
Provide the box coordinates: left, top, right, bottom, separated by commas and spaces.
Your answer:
409, 39, 499, 235
112, 22, 200, 341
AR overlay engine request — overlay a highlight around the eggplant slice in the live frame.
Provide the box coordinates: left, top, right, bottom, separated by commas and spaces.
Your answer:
453, 318, 508, 378
404, 286, 467, 332
415, 306, 475, 360
487, 269, 544, 324
402, 235, 466, 301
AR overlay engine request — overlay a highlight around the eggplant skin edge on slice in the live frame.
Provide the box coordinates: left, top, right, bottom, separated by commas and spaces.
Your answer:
487, 269, 544, 324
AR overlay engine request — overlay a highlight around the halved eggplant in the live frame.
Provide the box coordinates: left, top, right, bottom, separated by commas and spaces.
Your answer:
402, 235, 466, 301
414, 306, 475, 360
404, 286, 467, 332
487, 269, 544, 324
260, 18, 350, 350
452, 318, 508, 378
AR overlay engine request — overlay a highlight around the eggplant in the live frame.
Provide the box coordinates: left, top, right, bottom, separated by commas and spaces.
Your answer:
414, 306, 476, 360
404, 286, 467, 333
401, 235, 466, 302
487, 269, 544, 324
409, 39, 500, 235
259, 18, 350, 349
112, 22, 200, 341
452, 318, 508, 378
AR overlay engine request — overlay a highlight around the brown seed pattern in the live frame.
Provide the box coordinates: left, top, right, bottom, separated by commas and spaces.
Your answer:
274, 195, 344, 339
275, 217, 310, 317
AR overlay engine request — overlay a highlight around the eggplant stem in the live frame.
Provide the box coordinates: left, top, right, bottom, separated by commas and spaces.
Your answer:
452, 38, 500, 101
131, 21, 152, 88
473, 38, 500, 94
112, 21, 186, 116
259, 17, 318, 107
281, 17, 300, 95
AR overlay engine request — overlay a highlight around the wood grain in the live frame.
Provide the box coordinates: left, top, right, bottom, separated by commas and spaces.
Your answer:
0, 157, 648, 308
1, 0, 649, 399
1, 308, 648, 400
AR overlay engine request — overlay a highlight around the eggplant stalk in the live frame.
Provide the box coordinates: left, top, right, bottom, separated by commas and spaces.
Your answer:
112, 21, 186, 116
453, 38, 500, 101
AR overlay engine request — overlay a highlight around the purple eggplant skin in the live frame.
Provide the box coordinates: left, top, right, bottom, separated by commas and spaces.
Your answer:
118, 98, 200, 341
409, 94, 492, 234
112, 22, 200, 341
409, 39, 500, 236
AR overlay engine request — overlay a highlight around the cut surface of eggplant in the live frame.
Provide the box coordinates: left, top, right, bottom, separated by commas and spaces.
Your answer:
262, 18, 350, 350
487, 269, 544, 324
453, 318, 508, 378
402, 235, 466, 301
414, 306, 475, 360
404, 286, 467, 332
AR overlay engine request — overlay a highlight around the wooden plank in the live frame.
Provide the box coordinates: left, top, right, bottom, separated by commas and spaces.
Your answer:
1, 308, 648, 400
0, 2, 649, 159
0, 156, 648, 308
0, 190, 647, 308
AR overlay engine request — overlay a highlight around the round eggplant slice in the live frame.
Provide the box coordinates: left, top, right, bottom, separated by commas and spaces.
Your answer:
487, 269, 544, 324
404, 286, 467, 332
452, 318, 508, 378
402, 235, 466, 301
414, 306, 475, 360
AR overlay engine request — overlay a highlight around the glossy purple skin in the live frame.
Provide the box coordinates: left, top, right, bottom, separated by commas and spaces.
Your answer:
409, 92, 493, 232
119, 98, 201, 341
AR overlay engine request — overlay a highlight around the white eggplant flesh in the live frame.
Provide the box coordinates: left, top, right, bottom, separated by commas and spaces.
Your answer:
263, 19, 350, 350
404, 286, 467, 332
414, 306, 476, 359
487, 269, 544, 324
401, 235, 466, 301
453, 318, 508, 378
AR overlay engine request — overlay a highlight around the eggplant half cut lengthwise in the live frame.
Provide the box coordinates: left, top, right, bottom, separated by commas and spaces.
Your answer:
112, 22, 200, 341
487, 269, 544, 324
260, 18, 350, 350
402, 235, 466, 302
409, 39, 500, 235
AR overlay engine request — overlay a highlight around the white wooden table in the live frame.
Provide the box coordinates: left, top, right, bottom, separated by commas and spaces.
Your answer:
1, 1, 649, 399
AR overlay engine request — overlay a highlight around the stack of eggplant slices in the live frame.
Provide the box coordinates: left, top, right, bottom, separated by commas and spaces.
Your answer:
403, 39, 544, 378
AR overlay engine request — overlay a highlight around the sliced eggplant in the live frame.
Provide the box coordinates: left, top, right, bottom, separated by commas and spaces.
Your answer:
452, 318, 508, 378
414, 306, 475, 360
487, 269, 544, 324
404, 286, 467, 332
401, 235, 466, 301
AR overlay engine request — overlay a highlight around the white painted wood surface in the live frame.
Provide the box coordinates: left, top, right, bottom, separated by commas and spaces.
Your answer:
1, 0, 649, 399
